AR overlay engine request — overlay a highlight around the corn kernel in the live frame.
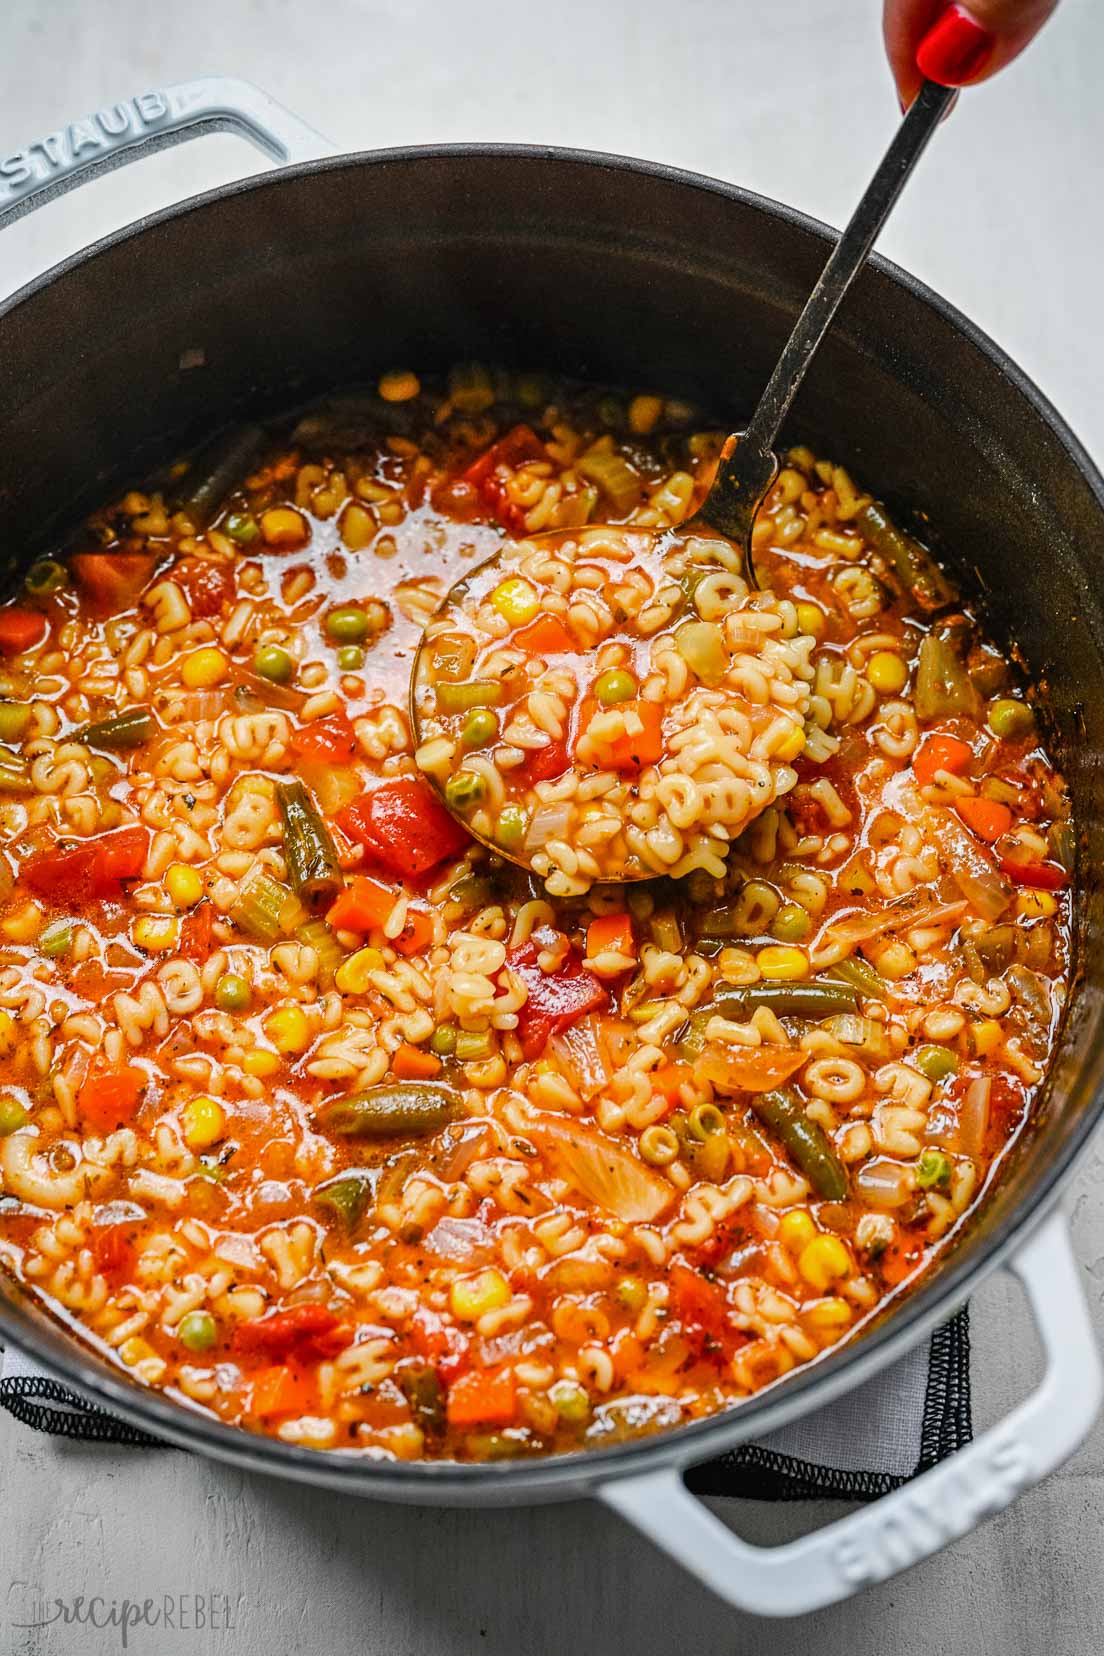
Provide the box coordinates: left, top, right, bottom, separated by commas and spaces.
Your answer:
260, 506, 308, 548
450, 1268, 510, 1322
182, 647, 229, 689
133, 914, 180, 953
0, 1010, 16, 1057
242, 1048, 281, 1078
378, 369, 421, 403
867, 650, 908, 694
970, 1019, 1003, 1058
779, 1210, 817, 1254
165, 863, 204, 909
796, 601, 826, 640
490, 577, 539, 627
1015, 889, 1057, 919
264, 1004, 310, 1054
182, 1095, 227, 1150
804, 1296, 853, 1331
757, 945, 809, 981
628, 393, 663, 435
775, 722, 806, 763
335, 946, 385, 995
798, 1234, 852, 1291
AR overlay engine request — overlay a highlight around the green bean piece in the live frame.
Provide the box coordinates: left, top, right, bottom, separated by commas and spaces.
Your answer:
0, 750, 33, 794
1048, 819, 1075, 873
228, 865, 305, 943
76, 705, 154, 751
253, 644, 294, 684
0, 1098, 28, 1136
179, 423, 266, 527
710, 980, 860, 1020
751, 1089, 849, 1201
0, 702, 31, 744
321, 1082, 462, 1139
912, 1044, 958, 1083
467, 1432, 529, 1461
214, 972, 251, 1013
376, 1147, 419, 1206
916, 1147, 953, 1191
854, 500, 954, 612
447, 874, 494, 911
648, 910, 684, 953
430, 1024, 459, 1057
294, 918, 345, 989
461, 707, 499, 748
455, 1030, 493, 1061
224, 512, 260, 544
24, 559, 67, 597
914, 626, 980, 723
178, 1310, 218, 1352
39, 919, 73, 959
824, 955, 890, 1002
445, 771, 486, 813
277, 779, 344, 907
772, 902, 812, 944
987, 697, 1034, 740
434, 680, 503, 714
398, 1362, 446, 1437
313, 1170, 375, 1230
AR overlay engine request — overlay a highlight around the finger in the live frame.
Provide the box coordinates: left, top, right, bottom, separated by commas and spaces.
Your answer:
885, 0, 1060, 106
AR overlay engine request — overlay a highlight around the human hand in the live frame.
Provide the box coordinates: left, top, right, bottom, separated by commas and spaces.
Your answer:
884, 0, 1060, 104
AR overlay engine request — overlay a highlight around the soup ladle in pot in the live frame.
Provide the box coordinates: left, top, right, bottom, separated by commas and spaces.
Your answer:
410, 79, 955, 884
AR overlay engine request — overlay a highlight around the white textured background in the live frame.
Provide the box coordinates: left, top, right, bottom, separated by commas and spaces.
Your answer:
1, 2, 1103, 1651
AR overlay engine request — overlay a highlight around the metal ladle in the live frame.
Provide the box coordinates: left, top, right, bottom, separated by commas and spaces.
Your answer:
411, 79, 955, 873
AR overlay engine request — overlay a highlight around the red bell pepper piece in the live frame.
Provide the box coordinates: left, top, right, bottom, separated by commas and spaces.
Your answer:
232, 1304, 350, 1363
461, 424, 548, 534
998, 856, 1067, 891
507, 940, 609, 1061
22, 825, 150, 901
337, 779, 470, 878
410, 1306, 469, 1384
290, 712, 358, 763
172, 557, 236, 618
0, 607, 47, 655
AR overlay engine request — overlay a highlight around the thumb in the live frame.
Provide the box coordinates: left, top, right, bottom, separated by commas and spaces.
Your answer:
885, 1, 1060, 106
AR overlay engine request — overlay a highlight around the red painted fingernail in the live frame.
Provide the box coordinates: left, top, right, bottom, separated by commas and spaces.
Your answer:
916, 4, 995, 86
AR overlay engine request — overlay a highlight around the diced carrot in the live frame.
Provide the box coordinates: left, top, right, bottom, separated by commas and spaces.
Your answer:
0, 607, 47, 655
913, 733, 972, 788
586, 913, 635, 960
69, 552, 155, 614
79, 1066, 146, 1131
651, 1062, 693, 1105
610, 1328, 645, 1381
445, 1365, 517, 1428
514, 613, 575, 655
580, 697, 664, 772
249, 1364, 319, 1421
326, 874, 395, 933
392, 1042, 442, 1080
394, 908, 435, 957
955, 796, 1013, 843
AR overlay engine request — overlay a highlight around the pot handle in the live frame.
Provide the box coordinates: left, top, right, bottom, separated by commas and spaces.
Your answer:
0, 77, 336, 229
600, 1208, 1101, 1618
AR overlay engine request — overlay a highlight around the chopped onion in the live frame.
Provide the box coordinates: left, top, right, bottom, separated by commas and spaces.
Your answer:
924, 807, 1011, 922
550, 1016, 612, 1100
423, 1216, 493, 1263
824, 889, 968, 951
525, 800, 573, 851
954, 1075, 991, 1158
855, 1157, 913, 1209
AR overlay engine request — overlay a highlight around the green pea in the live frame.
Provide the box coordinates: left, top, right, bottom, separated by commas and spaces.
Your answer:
24, 559, 67, 597
214, 973, 251, 1013
615, 1276, 648, 1313
772, 902, 812, 944
430, 1024, 458, 1056
912, 1044, 959, 1084
337, 645, 365, 672
224, 512, 259, 544
325, 605, 370, 643
40, 919, 73, 959
595, 668, 637, 705
461, 708, 499, 749
178, 1310, 218, 1352
988, 698, 1034, 740
916, 1147, 953, 1191
0, 1098, 28, 1136
549, 1379, 590, 1423
445, 770, 485, 813
253, 644, 294, 684
496, 803, 527, 852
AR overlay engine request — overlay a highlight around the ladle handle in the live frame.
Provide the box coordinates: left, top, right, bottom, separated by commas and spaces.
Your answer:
701, 78, 955, 541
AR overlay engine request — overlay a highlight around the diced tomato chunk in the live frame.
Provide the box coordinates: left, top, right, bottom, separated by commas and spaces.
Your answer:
0, 607, 47, 655
998, 856, 1067, 891
22, 825, 150, 901
519, 738, 569, 785
172, 557, 236, 617
507, 940, 609, 1061
668, 1260, 731, 1357
79, 1066, 146, 1132
290, 712, 358, 763
337, 779, 470, 878
410, 1307, 469, 1383
461, 425, 548, 534
92, 1222, 138, 1285
232, 1304, 349, 1364
69, 552, 156, 614
179, 901, 214, 962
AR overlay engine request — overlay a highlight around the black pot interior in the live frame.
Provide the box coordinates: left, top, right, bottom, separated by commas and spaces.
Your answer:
1, 148, 1102, 1467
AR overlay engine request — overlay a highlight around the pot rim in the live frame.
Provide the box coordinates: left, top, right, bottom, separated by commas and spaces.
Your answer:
1, 140, 1102, 1499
